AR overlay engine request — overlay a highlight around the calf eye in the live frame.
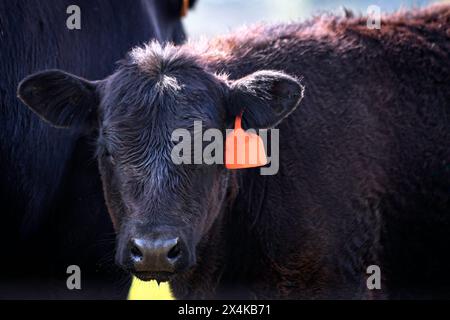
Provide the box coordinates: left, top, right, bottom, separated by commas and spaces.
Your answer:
108, 154, 116, 165
103, 148, 116, 165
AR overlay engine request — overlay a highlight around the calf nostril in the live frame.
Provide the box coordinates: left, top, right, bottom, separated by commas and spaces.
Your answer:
130, 242, 144, 261
167, 242, 181, 260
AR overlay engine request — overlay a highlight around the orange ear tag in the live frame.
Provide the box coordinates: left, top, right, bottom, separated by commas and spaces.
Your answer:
180, 0, 189, 17
225, 115, 268, 169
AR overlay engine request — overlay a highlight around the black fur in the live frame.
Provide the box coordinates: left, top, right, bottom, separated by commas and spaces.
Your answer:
1, 0, 192, 299
18, 4, 450, 299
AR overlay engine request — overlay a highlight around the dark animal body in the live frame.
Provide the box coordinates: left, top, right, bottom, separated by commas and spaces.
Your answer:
18, 5, 450, 299
0, 0, 195, 299
179, 4, 449, 299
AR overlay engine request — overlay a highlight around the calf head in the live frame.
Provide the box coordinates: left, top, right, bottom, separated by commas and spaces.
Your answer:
18, 43, 303, 282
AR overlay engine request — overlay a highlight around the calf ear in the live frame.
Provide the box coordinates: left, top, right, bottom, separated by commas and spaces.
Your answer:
17, 70, 99, 129
228, 70, 304, 129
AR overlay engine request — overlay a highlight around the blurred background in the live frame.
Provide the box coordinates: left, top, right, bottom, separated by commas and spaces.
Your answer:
130, 0, 446, 299
185, 0, 442, 38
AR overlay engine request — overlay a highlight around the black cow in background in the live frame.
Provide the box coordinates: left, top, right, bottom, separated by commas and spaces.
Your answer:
0, 0, 196, 299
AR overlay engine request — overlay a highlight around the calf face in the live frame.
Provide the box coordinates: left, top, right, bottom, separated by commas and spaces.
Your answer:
18, 43, 303, 282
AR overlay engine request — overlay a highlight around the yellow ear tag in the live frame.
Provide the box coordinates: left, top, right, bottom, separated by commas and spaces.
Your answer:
225, 115, 268, 169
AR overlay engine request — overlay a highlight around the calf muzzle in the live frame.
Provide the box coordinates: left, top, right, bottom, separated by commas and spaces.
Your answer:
127, 233, 190, 281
